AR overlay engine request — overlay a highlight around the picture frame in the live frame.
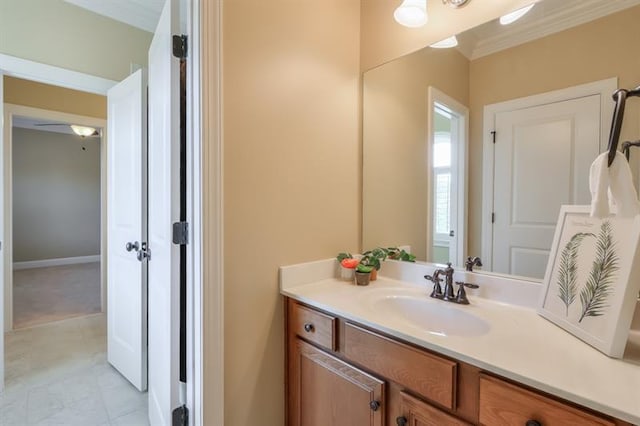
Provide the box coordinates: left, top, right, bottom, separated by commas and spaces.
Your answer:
538, 205, 640, 358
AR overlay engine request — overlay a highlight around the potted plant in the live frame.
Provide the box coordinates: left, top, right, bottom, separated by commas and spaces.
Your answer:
354, 263, 374, 286
337, 252, 358, 281
361, 247, 388, 281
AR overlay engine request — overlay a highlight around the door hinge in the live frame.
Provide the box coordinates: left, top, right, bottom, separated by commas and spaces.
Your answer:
172, 405, 189, 426
491, 212, 495, 223
173, 35, 188, 59
491, 131, 496, 144
173, 222, 189, 245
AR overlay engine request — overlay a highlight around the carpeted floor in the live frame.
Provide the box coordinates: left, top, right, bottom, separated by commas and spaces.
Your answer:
13, 262, 101, 329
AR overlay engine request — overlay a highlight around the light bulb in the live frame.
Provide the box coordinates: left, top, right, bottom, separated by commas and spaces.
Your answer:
431, 35, 458, 49
394, 0, 428, 28
500, 4, 535, 25
70, 125, 96, 137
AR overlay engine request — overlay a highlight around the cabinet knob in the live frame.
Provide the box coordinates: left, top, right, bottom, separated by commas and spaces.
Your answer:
396, 416, 408, 426
303, 323, 314, 332
369, 400, 381, 411
526, 421, 542, 426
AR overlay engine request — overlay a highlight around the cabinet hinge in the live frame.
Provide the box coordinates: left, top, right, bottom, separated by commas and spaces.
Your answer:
173, 222, 189, 245
491, 130, 496, 144
172, 35, 188, 59
172, 405, 188, 426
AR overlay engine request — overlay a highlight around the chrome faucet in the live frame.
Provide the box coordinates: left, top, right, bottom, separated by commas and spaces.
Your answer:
442, 263, 455, 301
424, 262, 479, 305
465, 256, 482, 272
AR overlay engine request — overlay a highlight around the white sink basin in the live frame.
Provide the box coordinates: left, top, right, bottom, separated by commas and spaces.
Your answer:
371, 294, 490, 337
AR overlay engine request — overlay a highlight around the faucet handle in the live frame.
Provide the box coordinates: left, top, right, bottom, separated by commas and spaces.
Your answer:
424, 272, 443, 299
456, 281, 479, 289
424, 273, 442, 283
454, 281, 479, 305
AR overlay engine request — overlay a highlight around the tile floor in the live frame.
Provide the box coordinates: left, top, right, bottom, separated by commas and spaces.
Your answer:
1, 313, 148, 425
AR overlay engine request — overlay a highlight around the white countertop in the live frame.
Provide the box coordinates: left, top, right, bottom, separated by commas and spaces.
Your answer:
280, 259, 640, 424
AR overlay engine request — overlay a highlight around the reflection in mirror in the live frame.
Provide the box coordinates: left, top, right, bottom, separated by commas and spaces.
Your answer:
362, 0, 640, 280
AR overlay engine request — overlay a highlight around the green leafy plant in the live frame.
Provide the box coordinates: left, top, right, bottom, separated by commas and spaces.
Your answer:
557, 232, 594, 316
337, 252, 353, 263
579, 221, 618, 323
361, 247, 389, 271
355, 263, 374, 273
387, 247, 416, 262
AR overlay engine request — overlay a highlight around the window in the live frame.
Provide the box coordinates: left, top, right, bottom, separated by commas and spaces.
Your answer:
433, 103, 453, 247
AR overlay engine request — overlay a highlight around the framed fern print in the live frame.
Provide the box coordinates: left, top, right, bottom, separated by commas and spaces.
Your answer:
538, 205, 640, 358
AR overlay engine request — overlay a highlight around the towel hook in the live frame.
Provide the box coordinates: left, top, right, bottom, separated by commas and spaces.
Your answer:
607, 86, 640, 167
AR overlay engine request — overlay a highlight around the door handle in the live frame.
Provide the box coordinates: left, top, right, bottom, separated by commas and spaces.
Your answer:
126, 241, 140, 252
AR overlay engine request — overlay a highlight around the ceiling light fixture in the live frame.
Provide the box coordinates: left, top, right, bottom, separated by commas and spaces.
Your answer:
442, 0, 470, 8
394, 0, 428, 28
70, 125, 97, 137
430, 35, 458, 49
499, 4, 535, 25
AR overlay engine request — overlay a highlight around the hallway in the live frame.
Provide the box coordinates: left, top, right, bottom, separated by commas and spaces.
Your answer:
1, 314, 148, 425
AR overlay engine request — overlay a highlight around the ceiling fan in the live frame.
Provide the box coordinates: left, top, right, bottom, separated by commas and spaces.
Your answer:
34, 123, 100, 137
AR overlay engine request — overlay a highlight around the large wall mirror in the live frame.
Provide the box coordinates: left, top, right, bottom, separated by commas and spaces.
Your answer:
363, 0, 640, 281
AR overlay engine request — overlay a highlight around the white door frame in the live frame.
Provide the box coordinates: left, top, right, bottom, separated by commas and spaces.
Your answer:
0, 0, 223, 418
480, 78, 617, 272
3, 104, 107, 332
427, 86, 469, 266
194, 0, 224, 424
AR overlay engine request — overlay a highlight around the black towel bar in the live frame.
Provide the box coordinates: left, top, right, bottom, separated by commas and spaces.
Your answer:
607, 86, 640, 167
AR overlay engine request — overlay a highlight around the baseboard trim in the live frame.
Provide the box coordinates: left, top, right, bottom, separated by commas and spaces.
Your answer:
13, 255, 101, 270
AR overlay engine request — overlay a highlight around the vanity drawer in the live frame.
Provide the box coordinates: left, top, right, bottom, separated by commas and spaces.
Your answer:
479, 374, 615, 426
400, 391, 471, 426
289, 302, 336, 351
343, 322, 457, 410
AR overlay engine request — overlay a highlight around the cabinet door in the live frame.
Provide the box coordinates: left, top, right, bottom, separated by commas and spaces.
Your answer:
398, 391, 471, 426
290, 339, 384, 426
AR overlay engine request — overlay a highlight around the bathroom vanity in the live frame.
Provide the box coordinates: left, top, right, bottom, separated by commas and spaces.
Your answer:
281, 259, 640, 425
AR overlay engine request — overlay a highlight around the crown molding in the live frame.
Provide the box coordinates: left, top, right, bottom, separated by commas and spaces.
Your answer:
470, 0, 640, 60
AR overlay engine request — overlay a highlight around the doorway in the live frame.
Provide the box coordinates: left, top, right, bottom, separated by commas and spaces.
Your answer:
3, 103, 108, 332
12, 114, 102, 329
428, 87, 468, 266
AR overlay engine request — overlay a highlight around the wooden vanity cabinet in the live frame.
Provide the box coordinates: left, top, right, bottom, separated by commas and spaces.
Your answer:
399, 391, 472, 426
289, 338, 384, 426
285, 299, 631, 426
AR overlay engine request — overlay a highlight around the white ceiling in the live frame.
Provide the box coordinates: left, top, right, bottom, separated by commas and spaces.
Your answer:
13, 116, 102, 138
63, 0, 164, 33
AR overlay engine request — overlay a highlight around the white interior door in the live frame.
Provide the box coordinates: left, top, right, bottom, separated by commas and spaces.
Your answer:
106, 69, 148, 391
492, 95, 601, 278
147, 0, 181, 423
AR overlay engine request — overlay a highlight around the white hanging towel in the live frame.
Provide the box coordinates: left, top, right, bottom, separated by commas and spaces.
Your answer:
589, 151, 640, 218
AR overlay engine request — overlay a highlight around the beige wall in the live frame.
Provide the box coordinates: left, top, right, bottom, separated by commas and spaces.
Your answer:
0, 0, 152, 81
4, 76, 106, 118
468, 5, 640, 255
13, 128, 100, 262
220, 1, 361, 425
363, 48, 469, 260
360, 0, 536, 71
